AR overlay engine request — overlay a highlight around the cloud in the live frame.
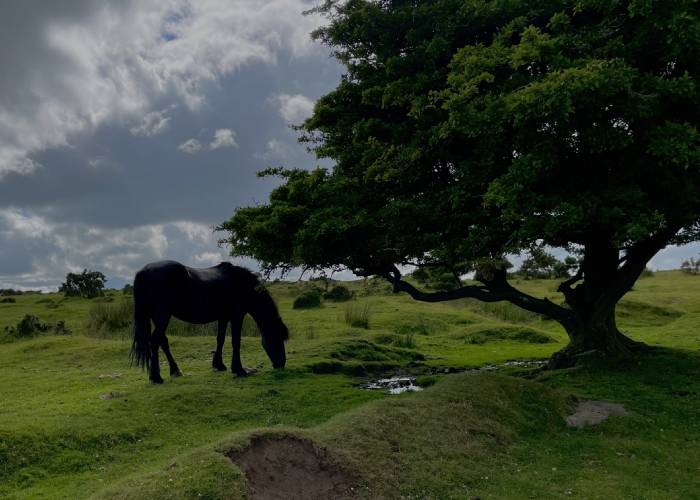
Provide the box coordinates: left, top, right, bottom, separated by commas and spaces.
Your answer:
253, 139, 292, 161
180, 128, 237, 154
0, 1, 324, 178
271, 93, 315, 123
0, 207, 236, 289
210, 128, 238, 150
130, 106, 175, 137
178, 138, 204, 154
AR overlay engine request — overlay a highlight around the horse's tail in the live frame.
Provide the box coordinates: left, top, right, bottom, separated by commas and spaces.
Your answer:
130, 270, 151, 370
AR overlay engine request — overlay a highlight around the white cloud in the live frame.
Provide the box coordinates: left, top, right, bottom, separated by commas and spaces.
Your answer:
0, 1, 324, 178
178, 138, 203, 154
130, 106, 174, 137
180, 128, 237, 154
210, 128, 238, 150
271, 93, 315, 123
253, 138, 291, 161
0, 207, 233, 289
194, 251, 227, 265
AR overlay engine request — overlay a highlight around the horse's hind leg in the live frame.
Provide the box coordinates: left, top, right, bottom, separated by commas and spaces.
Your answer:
148, 315, 164, 384
212, 320, 227, 371
154, 315, 182, 378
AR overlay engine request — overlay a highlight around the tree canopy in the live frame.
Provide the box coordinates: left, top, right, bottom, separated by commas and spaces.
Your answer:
219, 0, 699, 365
59, 269, 106, 299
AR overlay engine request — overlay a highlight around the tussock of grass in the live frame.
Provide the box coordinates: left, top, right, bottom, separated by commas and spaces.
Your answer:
344, 303, 372, 329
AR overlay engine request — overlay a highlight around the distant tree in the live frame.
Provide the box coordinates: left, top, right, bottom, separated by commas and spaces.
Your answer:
516, 248, 578, 280
219, 0, 700, 367
680, 257, 700, 275
122, 283, 134, 295
59, 269, 106, 299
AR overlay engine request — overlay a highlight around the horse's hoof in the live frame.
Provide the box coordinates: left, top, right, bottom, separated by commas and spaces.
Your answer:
171, 370, 183, 378
234, 367, 257, 377
150, 377, 164, 384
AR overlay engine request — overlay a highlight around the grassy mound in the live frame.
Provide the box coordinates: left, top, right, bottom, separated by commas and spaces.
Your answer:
307, 340, 425, 375
616, 299, 683, 327
94, 372, 566, 499
462, 325, 556, 344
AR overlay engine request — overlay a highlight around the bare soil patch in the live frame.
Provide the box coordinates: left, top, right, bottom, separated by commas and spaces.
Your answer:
228, 434, 359, 500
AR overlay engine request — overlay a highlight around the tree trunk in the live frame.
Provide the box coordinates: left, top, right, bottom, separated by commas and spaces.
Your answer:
548, 302, 647, 369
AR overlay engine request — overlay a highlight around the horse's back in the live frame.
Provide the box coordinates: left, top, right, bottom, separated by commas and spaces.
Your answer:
134, 260, 259, 323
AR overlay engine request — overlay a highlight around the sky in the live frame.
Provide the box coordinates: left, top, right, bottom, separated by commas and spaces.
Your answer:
0, 1, 697, 291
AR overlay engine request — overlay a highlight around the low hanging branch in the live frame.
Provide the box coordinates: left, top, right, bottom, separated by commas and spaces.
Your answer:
379, 265, 571, 322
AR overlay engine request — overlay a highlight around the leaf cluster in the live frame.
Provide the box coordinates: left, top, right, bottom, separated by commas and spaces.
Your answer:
220, 0, 700, 279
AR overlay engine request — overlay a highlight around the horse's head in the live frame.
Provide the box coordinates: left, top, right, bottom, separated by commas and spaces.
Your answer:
249, 284, 288, 369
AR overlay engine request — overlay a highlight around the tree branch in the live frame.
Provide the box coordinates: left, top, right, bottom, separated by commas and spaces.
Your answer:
380, 266, 571, 321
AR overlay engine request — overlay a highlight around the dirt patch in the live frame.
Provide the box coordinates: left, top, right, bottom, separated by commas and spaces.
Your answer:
228, 435, 359, 500
566, 400, 629, 428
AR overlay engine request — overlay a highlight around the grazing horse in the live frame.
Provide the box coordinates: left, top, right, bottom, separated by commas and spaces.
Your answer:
131, 260, 288, 384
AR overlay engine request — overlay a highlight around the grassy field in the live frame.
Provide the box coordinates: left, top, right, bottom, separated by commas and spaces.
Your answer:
0, 271, 699, 499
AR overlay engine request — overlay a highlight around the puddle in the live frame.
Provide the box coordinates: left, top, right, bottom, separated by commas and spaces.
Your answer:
360, 376, 423, 394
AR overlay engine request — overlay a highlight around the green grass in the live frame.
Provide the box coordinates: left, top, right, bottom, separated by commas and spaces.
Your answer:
0, 271, 699, 498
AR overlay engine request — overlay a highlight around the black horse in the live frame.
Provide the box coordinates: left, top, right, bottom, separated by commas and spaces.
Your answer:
131, 260, 288, 383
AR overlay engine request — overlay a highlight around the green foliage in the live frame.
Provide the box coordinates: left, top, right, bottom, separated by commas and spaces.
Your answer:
4, 315, 50, 338
344, 303, 372, 329
122, 283, 134, 295
323, 284, 353, 301
515, 247, 578, 280
218, 0, 700, 354
0, 297, 16, 303
293, 289, 322, 309
59, 269, 107, 299
412, 267, 462, 291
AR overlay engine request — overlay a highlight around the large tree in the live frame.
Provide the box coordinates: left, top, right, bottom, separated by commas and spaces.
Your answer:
219, 0, 699, 367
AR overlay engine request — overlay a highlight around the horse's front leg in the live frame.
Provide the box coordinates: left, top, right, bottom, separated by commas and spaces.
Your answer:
212, 319, 227, 371
230, 312, 249, 376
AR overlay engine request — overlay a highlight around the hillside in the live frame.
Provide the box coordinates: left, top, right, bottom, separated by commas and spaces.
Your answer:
0, 271, 699, 498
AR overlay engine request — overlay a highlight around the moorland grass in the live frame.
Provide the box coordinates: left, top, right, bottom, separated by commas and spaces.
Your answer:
0, 271, 698, 498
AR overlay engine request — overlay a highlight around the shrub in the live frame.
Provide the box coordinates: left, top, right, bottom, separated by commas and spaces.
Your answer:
0, 297, 16, 303
344, 303, 371, 329
4, 315, 50, 338
293, 290, 322, 309
323, 285, 353, 302
53, 320, 71, 335
122, 283, 134, 295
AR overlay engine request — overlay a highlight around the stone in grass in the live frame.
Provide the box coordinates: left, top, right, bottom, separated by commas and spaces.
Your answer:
566, 400, 629, 428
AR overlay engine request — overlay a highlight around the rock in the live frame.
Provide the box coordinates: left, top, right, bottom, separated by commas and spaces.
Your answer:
566, 400, 629, 428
